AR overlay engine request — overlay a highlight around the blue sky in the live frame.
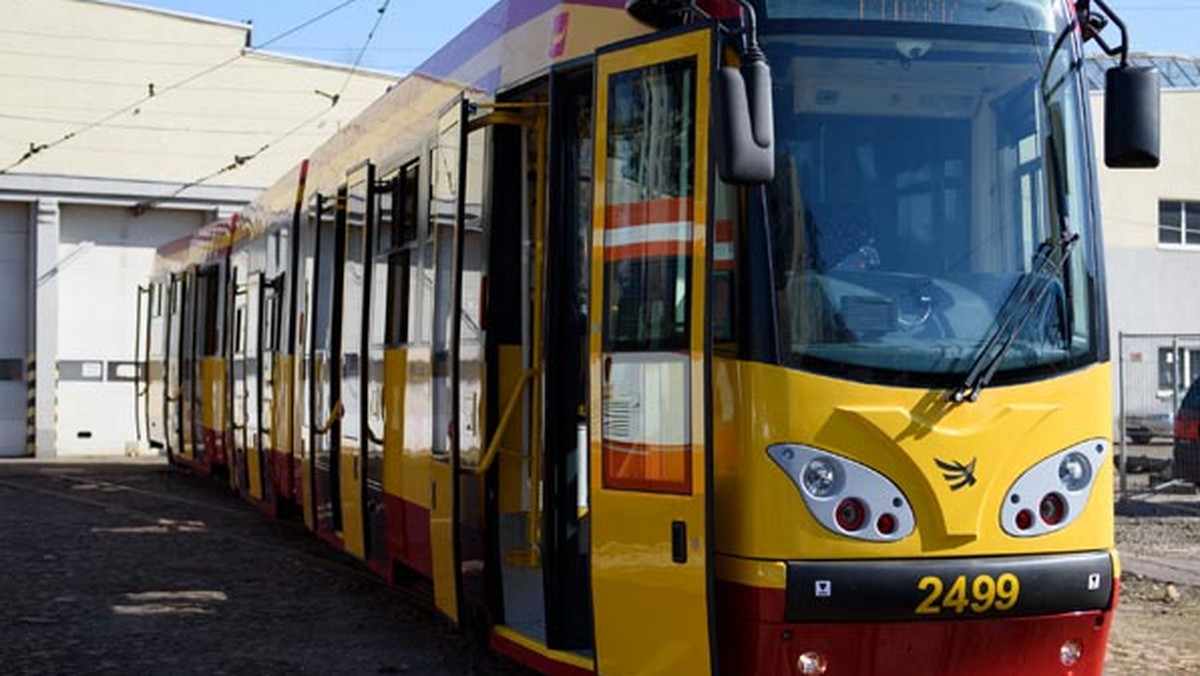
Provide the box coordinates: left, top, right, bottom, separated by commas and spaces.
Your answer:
133, 0, 1200, 74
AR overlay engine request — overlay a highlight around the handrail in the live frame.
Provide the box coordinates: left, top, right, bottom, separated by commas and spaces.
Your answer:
314, 399, 344, 435
466, 367, 537, 476
366, 425, 385, 446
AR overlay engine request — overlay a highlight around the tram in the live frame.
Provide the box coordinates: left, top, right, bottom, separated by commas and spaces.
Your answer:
137, 1, 1159, 674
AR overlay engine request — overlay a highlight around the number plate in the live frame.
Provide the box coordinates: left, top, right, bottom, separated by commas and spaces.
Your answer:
784, 551, 1112, 623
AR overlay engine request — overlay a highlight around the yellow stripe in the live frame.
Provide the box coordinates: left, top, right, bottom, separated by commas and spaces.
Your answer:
492, 626, 595, 671
715, 554, 788, 590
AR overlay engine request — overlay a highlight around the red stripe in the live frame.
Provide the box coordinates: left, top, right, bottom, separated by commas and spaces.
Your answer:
715, 218, 734, 242
605, 197, 693, 229
604, 240, 690, 262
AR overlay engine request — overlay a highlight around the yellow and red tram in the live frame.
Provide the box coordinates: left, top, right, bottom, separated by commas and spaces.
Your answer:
139, 1, 1160, 674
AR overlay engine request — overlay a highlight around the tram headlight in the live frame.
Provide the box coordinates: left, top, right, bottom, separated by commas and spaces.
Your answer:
1058, 452, 1092, 492
802, 458, 840, 497
768, 444, 914, 543
1001, 439, 1107, 537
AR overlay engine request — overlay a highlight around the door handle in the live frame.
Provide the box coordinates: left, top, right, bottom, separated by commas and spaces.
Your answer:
671, 520, 687, 564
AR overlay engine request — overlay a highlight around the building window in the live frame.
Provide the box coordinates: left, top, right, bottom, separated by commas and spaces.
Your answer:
1158, 200, 1200, 245
1158, 346, 1200, 391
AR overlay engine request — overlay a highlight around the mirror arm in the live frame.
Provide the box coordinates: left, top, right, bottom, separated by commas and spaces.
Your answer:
1078, 0, 1129, 66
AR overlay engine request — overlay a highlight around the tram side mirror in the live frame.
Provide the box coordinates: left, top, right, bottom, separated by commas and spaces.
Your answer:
1105, 65, 1160, 168
717, 59, 775, 184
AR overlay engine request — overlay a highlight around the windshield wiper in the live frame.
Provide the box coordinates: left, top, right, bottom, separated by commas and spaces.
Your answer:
950, 231, 1079, 403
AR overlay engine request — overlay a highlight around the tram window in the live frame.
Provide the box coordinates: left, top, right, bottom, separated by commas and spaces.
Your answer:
602, 58, 696, 354
604, 257, 689, 352
198, 269, 222, 356
234, 307, 245, 354
398, 161, 419, 245
263, 294, 275, 352
375, 175, 396, 254
713, 181, 738, 350
385, 250, 411, 346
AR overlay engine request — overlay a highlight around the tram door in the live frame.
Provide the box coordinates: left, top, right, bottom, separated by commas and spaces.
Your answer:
339, 167, 372, 560
589, 29, 717, 676
166, 274, 185, 459
430, 98, 466, 623
428, 95, 491, 625
180, 270, 199, 462
309, 192, 345, 537
231, 263, 250, 491
232, 267, 266, 501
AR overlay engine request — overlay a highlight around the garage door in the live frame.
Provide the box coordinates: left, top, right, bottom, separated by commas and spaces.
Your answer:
0, 202, 28, 457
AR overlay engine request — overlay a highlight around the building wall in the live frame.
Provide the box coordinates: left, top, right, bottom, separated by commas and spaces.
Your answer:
1091, 89, 1200, 429
0, 0, 400, 456
1, 0, 396, 189
55, 205, 202, 454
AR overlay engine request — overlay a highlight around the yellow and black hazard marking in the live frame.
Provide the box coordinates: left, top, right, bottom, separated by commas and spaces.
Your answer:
25, 353, 35, 456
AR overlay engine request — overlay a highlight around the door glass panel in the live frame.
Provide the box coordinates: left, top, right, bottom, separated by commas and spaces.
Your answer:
432, 118, 460, 463
344, 178, 369, 445
459, 128, 487, 470
601, 57, 697, 495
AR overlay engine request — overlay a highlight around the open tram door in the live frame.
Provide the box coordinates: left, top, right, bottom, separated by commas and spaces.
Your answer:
589, 27, 718, 676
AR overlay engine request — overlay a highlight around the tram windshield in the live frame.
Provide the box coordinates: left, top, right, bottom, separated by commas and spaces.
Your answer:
756, 0, 1100, 387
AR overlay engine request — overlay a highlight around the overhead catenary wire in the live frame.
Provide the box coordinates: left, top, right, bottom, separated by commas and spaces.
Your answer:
132, 0, 394, 214
0, 0, 366, 175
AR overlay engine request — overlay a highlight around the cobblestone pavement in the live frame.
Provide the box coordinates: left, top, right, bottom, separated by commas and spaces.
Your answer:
0, 459, 537, 676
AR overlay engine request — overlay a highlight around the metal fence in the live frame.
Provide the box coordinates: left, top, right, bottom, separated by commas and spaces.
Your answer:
1116, 332, 1200, 497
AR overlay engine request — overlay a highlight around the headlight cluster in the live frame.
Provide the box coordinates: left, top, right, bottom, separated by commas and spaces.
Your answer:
1000, 439, 1107, 537
768, 444, 914, 543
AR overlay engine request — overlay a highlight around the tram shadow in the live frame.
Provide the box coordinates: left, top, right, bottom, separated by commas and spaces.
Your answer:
1115, 496, 1200, 518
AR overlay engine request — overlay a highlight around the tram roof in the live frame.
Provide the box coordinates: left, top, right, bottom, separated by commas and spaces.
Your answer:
153, 0, 645, 275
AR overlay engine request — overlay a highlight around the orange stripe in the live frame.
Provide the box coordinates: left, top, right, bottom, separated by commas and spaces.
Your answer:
605, 197, 693, 229
602, 439, 692, 495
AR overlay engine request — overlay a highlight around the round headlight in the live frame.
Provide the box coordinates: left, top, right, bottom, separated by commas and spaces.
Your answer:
1058, 452, 1092, 492
802, 457, 840, 497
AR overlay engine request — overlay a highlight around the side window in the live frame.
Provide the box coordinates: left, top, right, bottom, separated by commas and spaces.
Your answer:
386, 251, 411, 346
372, 159, 420, 349
602, 58, 695, 354
199, 267, 222, 356
713, 181, 737, 350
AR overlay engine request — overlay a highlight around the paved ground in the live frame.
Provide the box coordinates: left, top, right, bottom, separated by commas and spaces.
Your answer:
3, 458, 1198, 675
0, 459, 536, 676
1107, 482, 1200, 675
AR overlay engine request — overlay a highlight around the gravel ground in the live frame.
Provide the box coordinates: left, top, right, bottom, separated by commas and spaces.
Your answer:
1108, 496, 1200, 675
0, 460, 536, 676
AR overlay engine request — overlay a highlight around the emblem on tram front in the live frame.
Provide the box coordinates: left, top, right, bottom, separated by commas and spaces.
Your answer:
935, 457, 978, 491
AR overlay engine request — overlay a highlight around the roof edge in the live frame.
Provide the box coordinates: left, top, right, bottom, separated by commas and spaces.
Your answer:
245, 49, 402, 80
73, 0, 253, 34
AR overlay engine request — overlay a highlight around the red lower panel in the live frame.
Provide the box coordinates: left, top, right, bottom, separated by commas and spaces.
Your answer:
489, 632, 593, 676
203, 427, 228, 469
266, 448, 295, 502
383, 492, 432, 578
312, 466, 342, 548
718, 581, 1114, 676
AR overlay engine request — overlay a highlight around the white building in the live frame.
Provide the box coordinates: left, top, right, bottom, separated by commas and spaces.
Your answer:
0, 0, 397, 457
1087, 54, 1200, 439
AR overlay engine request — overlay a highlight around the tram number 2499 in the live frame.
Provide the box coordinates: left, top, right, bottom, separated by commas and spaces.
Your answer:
915, 573, 1020, 615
